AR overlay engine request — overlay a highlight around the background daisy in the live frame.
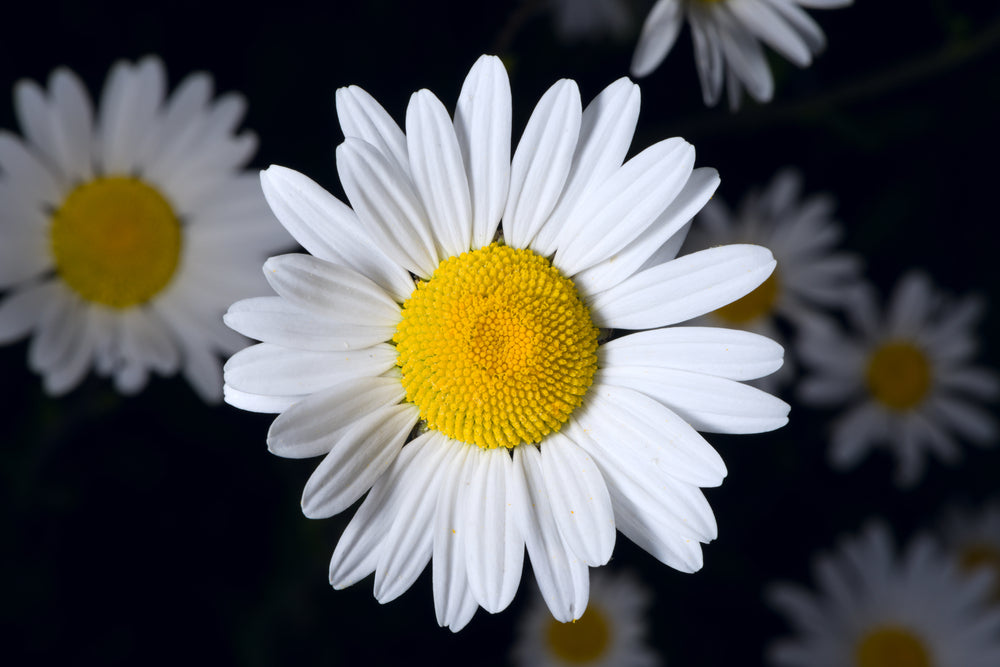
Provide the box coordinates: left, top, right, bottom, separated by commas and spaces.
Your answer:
224, 54, 788, 630
939, 501, 1000, 598
679, 167, 863, 390
767, 521, 1000, 667
512, 569, 661, 667
797, 271, 998, 486
0, 57, 289, 400
631, 0, 854, 109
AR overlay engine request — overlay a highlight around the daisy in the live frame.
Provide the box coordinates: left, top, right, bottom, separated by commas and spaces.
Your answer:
630, 0, 853, 110
224, 54, 789, 631
680, 167, 863, 390
767, 521, 1000, 667
549, 0, 632, 42
0, 56, 288, 400
512, 569, 661, 667
939, 501, 1000, 598
797, 271, 998, 486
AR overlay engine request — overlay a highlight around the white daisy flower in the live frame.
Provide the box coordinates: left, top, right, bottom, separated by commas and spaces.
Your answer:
680, 167, 863, 390
767, 521, 1000, 667
0, 56, 289, 400
797, 271, 999, 486
549, 0, 632, 42
631, 0, 853, 110
512, 569, 661, 667
223, 54, 789, 631
939, 501, 1000, 598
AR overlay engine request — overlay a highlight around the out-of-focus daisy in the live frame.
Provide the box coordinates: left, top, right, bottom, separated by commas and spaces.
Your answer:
631, 0, 853, 110
680, 168, 863, 390
0, 57, 288, 400
549, 0, 632, 42
797, 272, 998, 486
224, 54, 788, 630
513, 569, 660, 667
767, 522, 1000, 667
939, 501, 1000, 597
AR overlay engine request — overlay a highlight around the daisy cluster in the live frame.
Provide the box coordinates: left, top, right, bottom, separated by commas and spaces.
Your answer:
2, 2, 998, 666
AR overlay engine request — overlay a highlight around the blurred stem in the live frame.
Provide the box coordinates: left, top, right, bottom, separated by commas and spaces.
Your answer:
492, 0, 547, 55
671, 14, 1000, 137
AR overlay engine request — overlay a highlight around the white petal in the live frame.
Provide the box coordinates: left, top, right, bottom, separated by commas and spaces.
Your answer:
262, 254, 400, 327
336, 85, 410, 177
502, 80, 581, 249
98, 57, 165, 174
511, 444, 590, 623
573, 167, 719, 295
531, 77, 640, 257
223, 385, 304, 414
597, 367, 789, 434
375, 432, 454, 603
600, 326, 784, 381
577, 384, 727, 488
461, 447, 524, 613
336, 138, 440, 277
260, 166, 415, 302
454, 55, 511, 249
329, 433, 433, 589
729, 0, 813, 67
630, 0, 685, 78
433, 442, 481, 631
0, 224, 50, 290
224, 296, 394, 351
0, 282, 59, 344
540, 433, 615, 566
224, 342, 397, 397
0, 131, 62, 207
266, 376, 406, 459
553, 137, 695, 275
300, 402, 419, 518
406, 89, 473, 258
589, 244, 775, 329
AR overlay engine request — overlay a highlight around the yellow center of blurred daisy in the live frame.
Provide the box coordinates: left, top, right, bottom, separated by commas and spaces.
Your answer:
854, 626, 931, 667
50, 176, 181, 309
714, 270, 779, 324
865, 341, 931, 410
546, 605, 612, 663
394, 243, 598, 449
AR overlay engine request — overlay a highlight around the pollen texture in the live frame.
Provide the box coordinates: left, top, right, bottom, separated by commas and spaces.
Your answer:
50, 176, 182, 308
394, 243, 598, 449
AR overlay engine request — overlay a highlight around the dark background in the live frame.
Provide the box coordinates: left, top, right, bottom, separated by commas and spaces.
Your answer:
2, 1, 998, 664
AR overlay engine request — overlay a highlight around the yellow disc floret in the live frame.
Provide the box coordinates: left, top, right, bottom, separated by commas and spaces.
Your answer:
546, 605, 612, 664
714, 270, 780, 324
854, 626, 931, 667
865, 341, 932, 411
50, 176, 182, 308
394, 243, 598, 449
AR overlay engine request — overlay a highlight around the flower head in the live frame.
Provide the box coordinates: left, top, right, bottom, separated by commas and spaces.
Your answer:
224, 55, 788, 630
630, 0, 853, 110
797, 271, 998, 486
0, 57, 289, 400
767, 522, 1000, 667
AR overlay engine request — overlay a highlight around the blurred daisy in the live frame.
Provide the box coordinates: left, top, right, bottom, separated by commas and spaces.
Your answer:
631, 0, 853, 110
680, 168, 863, 390
224, 54, 788, 631
797, 272, 998, 486
549, 0, 632, 42
939, 501, 1000, 597
513, 569, 660, 667
767, 521, 1000, 667
0, 57, 288, 400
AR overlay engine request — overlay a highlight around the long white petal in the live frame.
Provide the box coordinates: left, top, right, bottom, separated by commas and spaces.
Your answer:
631, 0, 685, 78
336, 85, 410, 178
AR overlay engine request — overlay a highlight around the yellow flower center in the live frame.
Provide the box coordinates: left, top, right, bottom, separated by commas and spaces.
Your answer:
50, 176, 182, 308
854, 626, 931, 667
713, 270, 779, 324
394, 243, 598, 449
546, 605, 612, 664
865, 341, 932, 410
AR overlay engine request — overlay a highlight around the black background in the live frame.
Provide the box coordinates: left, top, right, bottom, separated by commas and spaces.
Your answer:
2, 1, 999, 665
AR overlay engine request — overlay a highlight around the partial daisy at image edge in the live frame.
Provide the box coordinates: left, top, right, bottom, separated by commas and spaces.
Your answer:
222, 53, 790, 631
0, 56, 291, 401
